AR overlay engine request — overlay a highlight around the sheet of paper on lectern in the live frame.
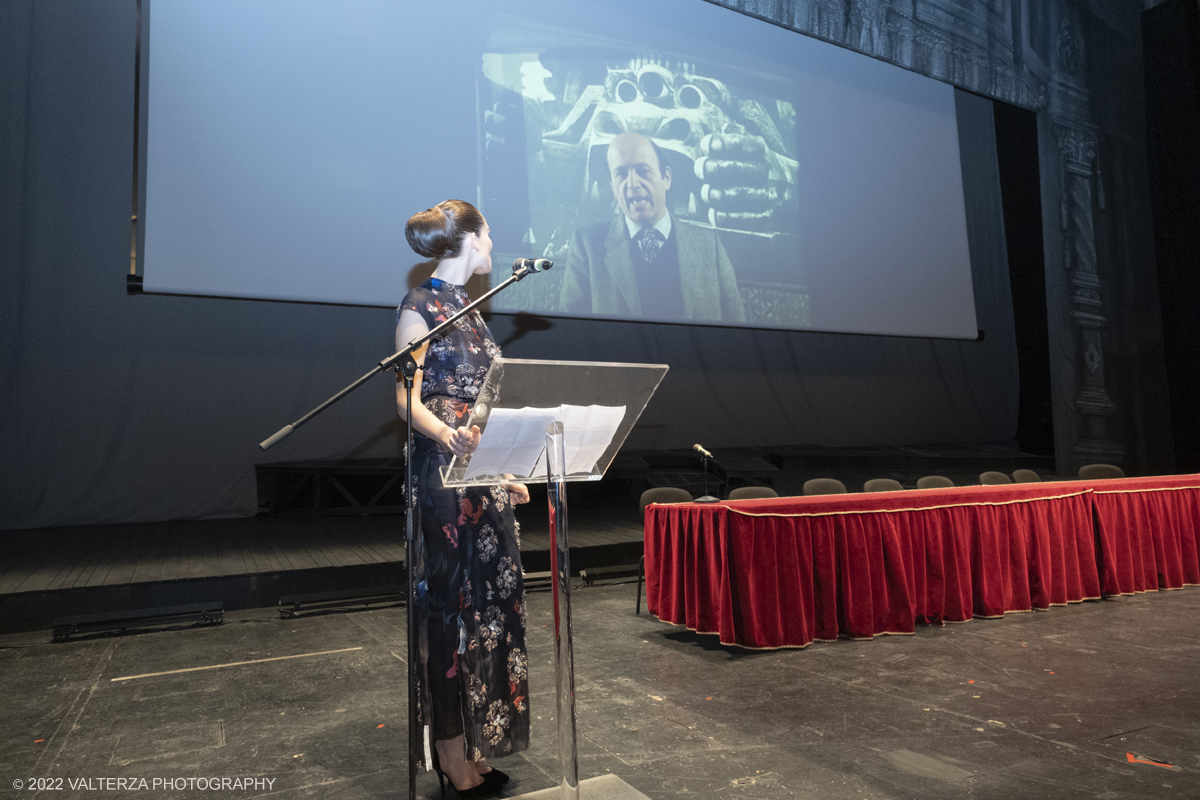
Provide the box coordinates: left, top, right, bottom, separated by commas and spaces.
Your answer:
462, 408, 560, 480
462, 404, 626, 481
530, 404, 627, 477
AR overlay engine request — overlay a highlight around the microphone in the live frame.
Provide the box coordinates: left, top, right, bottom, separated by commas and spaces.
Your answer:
512, 258, 553, 274
693, 444, 719, 503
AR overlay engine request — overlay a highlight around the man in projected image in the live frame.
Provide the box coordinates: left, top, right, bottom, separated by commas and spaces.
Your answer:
558, 132, 745, 322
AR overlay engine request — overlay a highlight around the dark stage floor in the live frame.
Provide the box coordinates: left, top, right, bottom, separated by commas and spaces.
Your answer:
2, 581, 1198, 799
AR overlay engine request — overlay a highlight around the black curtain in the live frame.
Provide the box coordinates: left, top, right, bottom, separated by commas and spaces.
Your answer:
993, 99, 1053, 457
1143, 0, 1200, 472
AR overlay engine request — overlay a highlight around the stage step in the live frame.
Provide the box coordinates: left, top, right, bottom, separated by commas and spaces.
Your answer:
52, 601, 224, 642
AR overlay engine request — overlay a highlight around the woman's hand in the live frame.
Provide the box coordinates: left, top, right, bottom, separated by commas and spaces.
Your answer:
441, 425, 482, 457
503, 483, 530, 505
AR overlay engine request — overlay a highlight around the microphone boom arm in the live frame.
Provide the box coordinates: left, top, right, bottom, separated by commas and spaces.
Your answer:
259, 260, 545, 451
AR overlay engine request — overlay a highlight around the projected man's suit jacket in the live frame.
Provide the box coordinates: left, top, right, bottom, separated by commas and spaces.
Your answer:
558, 215, 746, 323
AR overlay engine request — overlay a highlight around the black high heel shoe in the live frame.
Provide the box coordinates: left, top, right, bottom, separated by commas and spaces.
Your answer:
431, 749, 504, 798
475, 767, 508, 786
479, 767, 509, 785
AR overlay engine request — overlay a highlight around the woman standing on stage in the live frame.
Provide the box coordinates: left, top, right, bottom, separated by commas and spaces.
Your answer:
396, 199, 530, 797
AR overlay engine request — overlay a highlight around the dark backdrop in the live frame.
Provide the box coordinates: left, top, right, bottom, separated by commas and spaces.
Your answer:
1143, 0, 1200, 473
994, 99, 1054, 457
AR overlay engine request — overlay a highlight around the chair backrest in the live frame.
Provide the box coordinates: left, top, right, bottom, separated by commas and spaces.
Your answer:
916, 475, 954, 490
863, 478, 904, 493
803, 478, 848, 496
1078, 463, 1125, 480
727, 486, 780, 500
979, 471, 1013, 485
1012, 468, 1042, 483
639, 487, 694, 519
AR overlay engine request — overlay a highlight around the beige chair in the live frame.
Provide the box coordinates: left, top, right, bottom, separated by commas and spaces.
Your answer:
1079, 463, 1125, 480
803, 478, 848, 496
980, 471, 1013, 485
863, 478, 904, 493
637, 487, 694, 614
639, 487, 693, 517
917, 475, 955, 490
1012, 469, 1042, 483
727, 486, 780, 500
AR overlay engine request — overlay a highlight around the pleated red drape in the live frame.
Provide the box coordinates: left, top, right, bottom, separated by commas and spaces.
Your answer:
1084, 476, 1200, 595
644, 477, 1200, 650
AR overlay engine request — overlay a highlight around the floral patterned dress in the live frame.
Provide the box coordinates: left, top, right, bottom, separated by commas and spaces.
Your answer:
398, 277, 530, 767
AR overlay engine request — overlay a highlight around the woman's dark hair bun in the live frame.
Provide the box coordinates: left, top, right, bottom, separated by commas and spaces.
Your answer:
404, 199, 484, 260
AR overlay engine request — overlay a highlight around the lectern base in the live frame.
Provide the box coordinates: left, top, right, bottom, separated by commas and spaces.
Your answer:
508, 774, 649, 800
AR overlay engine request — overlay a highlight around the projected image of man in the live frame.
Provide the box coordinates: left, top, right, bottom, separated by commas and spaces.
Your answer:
558, 133, 745, 322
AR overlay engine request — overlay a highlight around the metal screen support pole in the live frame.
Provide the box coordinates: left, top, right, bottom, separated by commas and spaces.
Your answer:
545, 422, 580, 800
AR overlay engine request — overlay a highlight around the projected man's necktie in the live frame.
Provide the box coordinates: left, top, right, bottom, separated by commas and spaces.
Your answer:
638, 228, 665, 265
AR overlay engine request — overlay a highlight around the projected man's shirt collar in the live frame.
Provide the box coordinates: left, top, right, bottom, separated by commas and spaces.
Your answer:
625, 212, 672, 243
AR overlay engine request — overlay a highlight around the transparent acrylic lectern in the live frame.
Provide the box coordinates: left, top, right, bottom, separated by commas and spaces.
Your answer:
442, 358, 668, 800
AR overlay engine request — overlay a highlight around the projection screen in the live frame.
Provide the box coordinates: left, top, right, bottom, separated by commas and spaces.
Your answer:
141, 0, 980, 339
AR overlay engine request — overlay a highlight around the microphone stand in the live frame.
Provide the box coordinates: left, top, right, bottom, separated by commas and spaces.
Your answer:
259, 260, 546, 800
695, 451, 719, 503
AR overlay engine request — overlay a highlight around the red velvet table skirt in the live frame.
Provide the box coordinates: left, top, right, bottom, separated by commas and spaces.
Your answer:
1078, 475, 1200, 595
643, 478, 1200, 650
